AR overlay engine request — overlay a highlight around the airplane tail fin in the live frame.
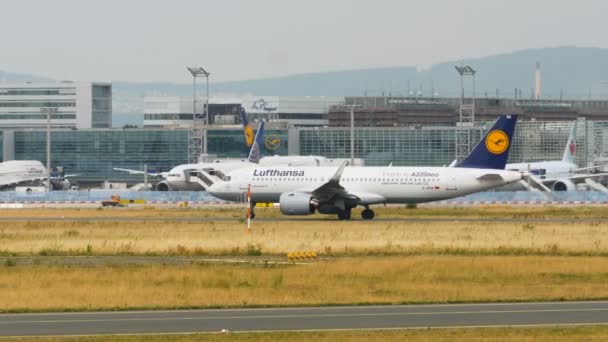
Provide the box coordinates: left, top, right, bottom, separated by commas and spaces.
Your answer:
456, 115, 518, 170
240, 107, 255, 147
247, 121, 265, 164
561, 120, 577, 164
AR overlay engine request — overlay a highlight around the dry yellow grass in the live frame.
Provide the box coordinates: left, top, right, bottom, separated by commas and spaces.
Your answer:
2, 256, 608, 311
0, 205, 607, 219
1, 217, 607, 256
7, 326, 608, 341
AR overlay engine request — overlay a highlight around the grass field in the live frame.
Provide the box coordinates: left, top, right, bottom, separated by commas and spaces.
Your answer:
2, 205, 608, 219
0, 209, 607, 256
7, 326, 608, 341
2, 256, 608, 312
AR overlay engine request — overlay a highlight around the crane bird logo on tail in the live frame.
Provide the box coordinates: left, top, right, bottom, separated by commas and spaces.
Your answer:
244, 126, 254, 147
485, 130, 509, 154
265, 135, 281, 150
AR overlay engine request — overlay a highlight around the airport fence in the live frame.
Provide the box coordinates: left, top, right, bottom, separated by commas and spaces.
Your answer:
0, 191, 607, 205
431, 191, 608, 205
0, 191, 218, 204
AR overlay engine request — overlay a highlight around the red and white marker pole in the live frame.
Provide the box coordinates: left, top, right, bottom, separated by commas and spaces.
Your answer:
246, 184, 252, 231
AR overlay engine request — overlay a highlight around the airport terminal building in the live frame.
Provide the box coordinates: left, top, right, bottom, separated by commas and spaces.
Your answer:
1, 118, 607, 186
2, 83, 608, 186
143, 95, 343, 128
0, 82, 112, 129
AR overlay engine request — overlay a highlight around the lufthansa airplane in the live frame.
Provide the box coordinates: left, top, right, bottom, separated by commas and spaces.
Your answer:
208, 115, 524, 220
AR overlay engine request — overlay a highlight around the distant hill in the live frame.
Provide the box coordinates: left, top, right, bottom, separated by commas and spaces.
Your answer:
0, 70, 53, 83
3, 47, 608, 127
207, 46, 608, 99
111, 47, 608, 108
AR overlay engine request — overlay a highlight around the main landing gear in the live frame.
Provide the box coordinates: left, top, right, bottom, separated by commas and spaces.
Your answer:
337, 209, 351, 220
337, 207, 376, 220
361, 207, 375, 220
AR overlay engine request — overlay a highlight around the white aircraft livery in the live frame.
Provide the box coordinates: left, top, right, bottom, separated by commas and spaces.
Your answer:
115, 111, 362, 191
208, 115, 524, 220
505, 120, 608, 191
0, 160, 48, 190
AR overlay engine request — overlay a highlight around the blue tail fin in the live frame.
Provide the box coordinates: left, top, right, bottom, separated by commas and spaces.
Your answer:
247, 121, 265, 164
239, 107, 255, 147
456, 115, 518, 170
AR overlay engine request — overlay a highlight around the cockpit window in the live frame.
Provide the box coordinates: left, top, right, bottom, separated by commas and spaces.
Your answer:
222, 176, 231, 181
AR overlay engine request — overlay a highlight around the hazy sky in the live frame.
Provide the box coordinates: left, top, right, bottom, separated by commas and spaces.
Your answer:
2, 0, 606, 83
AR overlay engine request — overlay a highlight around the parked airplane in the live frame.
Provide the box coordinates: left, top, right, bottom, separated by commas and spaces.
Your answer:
155, 121, 268, 191
505, 121, 608, 191
0, 160, 72, 191
208, 115, 524, 220
115, 112, 362, 191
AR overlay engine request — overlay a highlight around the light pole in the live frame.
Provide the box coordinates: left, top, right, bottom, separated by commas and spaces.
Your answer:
187, 67, 211, 156
41, 107, 58, 192
343, 104, 361, 165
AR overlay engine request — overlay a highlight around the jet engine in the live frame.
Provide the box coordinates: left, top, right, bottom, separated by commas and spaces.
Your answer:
279, 192, 316, 215
552, 179, 576, 191
50, 179, 70, 190
156, 181, 170, 191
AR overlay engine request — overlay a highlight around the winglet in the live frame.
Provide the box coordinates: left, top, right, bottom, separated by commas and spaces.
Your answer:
247, 121, 265, 164
456, 115, 518, 170
312, 160, 348, 195
329, 160, 348, 184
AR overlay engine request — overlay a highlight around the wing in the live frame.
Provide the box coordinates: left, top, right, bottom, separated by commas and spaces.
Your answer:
113, 168, 162, 177
0, 175, 38, 187
304, 161, 386, 208
541, 172, 608, 186
573, 165, 608, 173
311, 160, 348, 198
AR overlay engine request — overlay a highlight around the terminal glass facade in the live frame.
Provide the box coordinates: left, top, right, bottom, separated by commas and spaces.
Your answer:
11, 128, 288, 183
299, 120, 595, 167
299, 127, 460, 166
7, 120, 608, 184
15, 130, 189, 183
208, 129, 288, 158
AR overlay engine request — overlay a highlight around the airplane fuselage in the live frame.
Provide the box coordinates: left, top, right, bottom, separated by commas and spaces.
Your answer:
210, 166, 523, 204
158, 156, 358, 191
0, 160, 48, 189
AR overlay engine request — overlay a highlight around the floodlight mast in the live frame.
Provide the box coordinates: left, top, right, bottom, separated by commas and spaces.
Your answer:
343, 104, 361, 166
187, 67, 211, 160
41, 107, 58, 192
454, 65, 477, 162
